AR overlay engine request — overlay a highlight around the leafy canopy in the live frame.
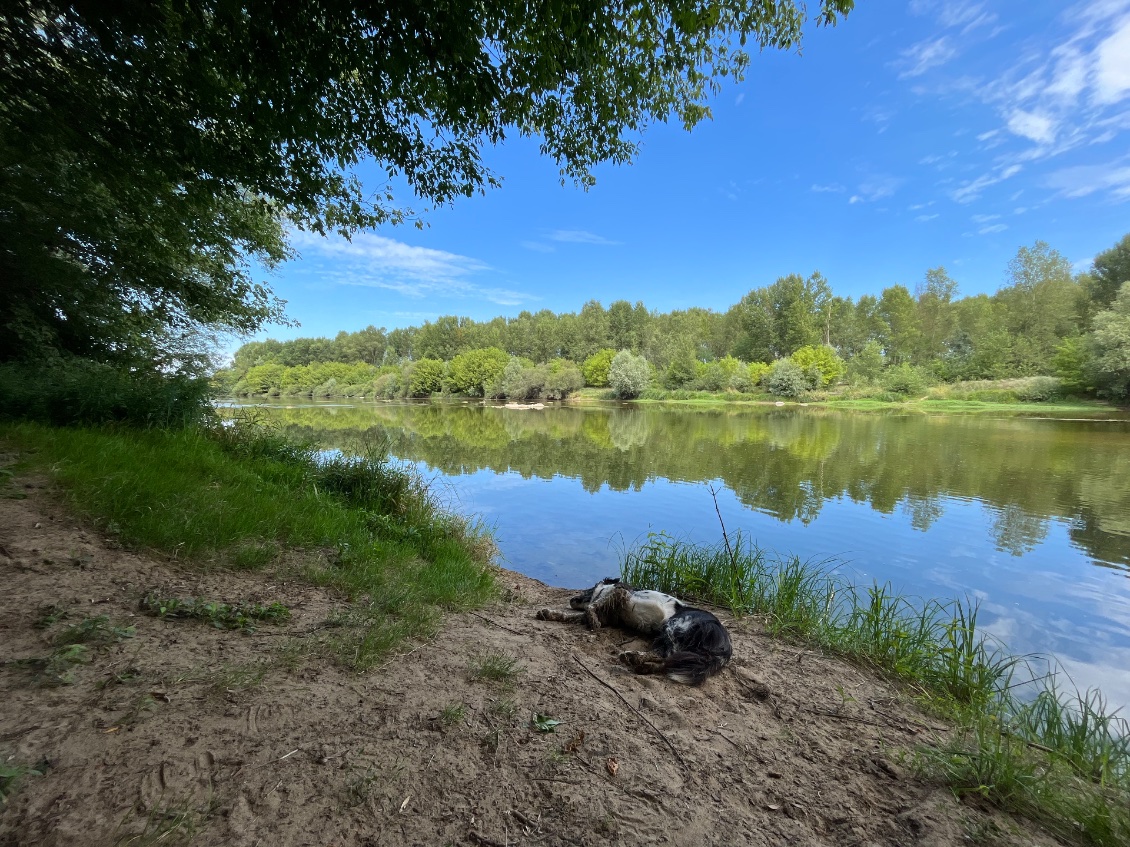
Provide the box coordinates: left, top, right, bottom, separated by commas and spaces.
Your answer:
1, 0, 854, 366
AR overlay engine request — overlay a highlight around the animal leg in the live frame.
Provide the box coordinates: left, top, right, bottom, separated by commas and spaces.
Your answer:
536, 609, 586, 624
584, 606, 602, 630
618, 650, 666, 675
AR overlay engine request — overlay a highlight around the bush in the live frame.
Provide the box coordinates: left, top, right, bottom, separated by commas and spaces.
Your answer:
407, 358, 445, 397
847, 341, 885, 385
581, 349, 616, 387
1013, 376, 1063, 402
790, 345, 846, 388
764, 359, 808, 398
0, 359, 212, 427
609, 350, 651, 399
447, 347, 509, 396
882, 363, 929, 395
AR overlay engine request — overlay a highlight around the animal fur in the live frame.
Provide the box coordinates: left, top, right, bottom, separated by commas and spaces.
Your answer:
536, 578, 732, 685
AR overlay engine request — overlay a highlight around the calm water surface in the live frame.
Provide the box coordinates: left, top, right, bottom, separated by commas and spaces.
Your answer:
238, 400, 1130, 706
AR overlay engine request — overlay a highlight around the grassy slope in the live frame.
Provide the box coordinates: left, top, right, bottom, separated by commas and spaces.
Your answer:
1, 422, 497, 668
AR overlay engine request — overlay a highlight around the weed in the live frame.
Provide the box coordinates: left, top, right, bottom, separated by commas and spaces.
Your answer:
438, 703, 466, 727
140, 594, 289, 632
0, 758, 46, 804
33, 603, 68, 629
55, 615, 136, 647
173, 661, 268, 692
532, 713, 562, 733
489, 698, 518, 722
470, 653, 523, 686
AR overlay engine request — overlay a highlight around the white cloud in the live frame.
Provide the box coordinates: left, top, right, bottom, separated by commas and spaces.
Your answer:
1043, 160, 1130, 198
951, 164, 1023, 203
978, 223, 1009, 234
977, 129, 1001, 141
850, 174, 903, 204
1094, 16, 1130, 104
898, 36, 958, 78
811, 183, 846, 193
916, 213, 940, 222
292, 231, 534, 306
521, 240, 555, 253
548, 229, 621, 245
971, 213, 1000, 223
735, 92, 746, 106
1006, 109, 1057, 144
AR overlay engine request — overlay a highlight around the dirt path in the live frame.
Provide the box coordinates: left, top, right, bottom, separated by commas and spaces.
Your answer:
0, 470, 1063, 847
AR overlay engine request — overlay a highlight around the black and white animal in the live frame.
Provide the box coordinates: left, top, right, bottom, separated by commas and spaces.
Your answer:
536, 578, 732, 685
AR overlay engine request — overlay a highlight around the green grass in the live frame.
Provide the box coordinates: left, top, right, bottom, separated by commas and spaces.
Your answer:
140, 595, 290, 632
2, 419, 498, 668
469, 652, 524, 686
620, 531, 1130, 845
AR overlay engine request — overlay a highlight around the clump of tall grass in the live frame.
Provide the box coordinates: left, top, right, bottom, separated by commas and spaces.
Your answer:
621, 530, 1130, 845
620, 532, 1009, 707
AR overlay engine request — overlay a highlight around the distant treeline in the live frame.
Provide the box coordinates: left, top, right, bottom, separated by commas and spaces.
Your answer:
214, 235, 1130, 401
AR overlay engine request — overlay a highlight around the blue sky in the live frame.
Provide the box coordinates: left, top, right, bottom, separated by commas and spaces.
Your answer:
257, 0, 1130, 343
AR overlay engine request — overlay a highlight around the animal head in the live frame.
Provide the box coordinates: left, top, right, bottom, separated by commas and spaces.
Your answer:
570, 577, 620, 610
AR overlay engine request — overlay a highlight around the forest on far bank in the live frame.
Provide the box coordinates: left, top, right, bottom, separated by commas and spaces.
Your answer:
216, 235, 1130, 404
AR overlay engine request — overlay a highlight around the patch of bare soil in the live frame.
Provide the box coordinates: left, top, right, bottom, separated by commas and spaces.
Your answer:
0, 471, 1065, 847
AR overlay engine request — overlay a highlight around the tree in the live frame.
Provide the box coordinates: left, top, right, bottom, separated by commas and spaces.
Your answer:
2, 0, 854, 368
994, 241, 1080, 372
790, 345, 845, 388
609, 351, 651, 400
1088, 234, 1130, 313
877, 285, 921, 365
582, 349, 617, 388
1088, 282, 1130, 400
446, 348, 509, 396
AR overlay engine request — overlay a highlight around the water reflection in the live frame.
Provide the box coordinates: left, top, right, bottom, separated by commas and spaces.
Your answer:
235, 400, 1130, 705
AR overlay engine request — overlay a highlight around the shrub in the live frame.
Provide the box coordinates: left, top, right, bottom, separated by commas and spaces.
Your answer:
581, 349, 616, 387
0, 359, 211, 428
609, 350, 651, 399
407, 358, 445, 396
883, 363, 929, 395
447, 348, 509, 396
1013, 376, 1063, 402
541, 359, 584, 400
848, 341, 885, 385
764, 359, 808, 398
790, 345, 846, 388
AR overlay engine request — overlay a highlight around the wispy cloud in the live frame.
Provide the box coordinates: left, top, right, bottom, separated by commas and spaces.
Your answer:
911, 0, 999, 33
1095, 15, 1130, 104
811, 183, 846, 193
897, 36, 958, 78
849, 174, 903, 204
951, 164, 1023, 203
916, 213, 940, 222
978, 223, 1009, 234
1006, 109, 1057, 144
521, 240, 555, 253
971, 213, 1000, 223
1043, 159, 1130, 198
292, 231, 534, 307
548, 229, 621, 245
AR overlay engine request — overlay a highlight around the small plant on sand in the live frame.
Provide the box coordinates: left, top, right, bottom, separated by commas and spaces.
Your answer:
0, 759, 45, 804
54, 614, 136, 647
140, 594, 290, 632
469, 652, 523, 686
438, 703, 466, 727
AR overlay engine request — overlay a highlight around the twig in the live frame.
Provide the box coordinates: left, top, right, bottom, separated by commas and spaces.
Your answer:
0, 724, 40, 742
709, 727, 743, 751
570, 654, 687, 770
468, 831, 508, 847
708, 484, 739, 574
509, 810, 539, 830
467, 611, 524, 637
802, 707, 889, 729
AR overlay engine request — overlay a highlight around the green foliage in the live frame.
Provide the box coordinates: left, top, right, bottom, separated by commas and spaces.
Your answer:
2, 0, 853, 368
408, 358, 446, 397
848, 340, 885, 385
582, 349, 617, 387
140, 595, 291, 632
0, 359, 212, 428
0, 759, 45, 805
447, 348, 509, 397
609, 350, 651, 399
789, 345, 845, 388
1088, 282, 1130, 400
882, 363, 929, 396
1053, 338, 1092, 394
764, 358, 808, 397
54, 615, 135, 647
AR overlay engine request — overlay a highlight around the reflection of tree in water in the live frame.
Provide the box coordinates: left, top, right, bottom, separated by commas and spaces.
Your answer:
608, 410, 650, 452
990, 503, 1050, 556
244, 402, 1130, 570
904, 495, 944, 532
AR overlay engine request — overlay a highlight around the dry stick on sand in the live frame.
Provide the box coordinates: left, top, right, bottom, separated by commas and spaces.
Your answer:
570, 654, 688, 770
467, 611, 525, 637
